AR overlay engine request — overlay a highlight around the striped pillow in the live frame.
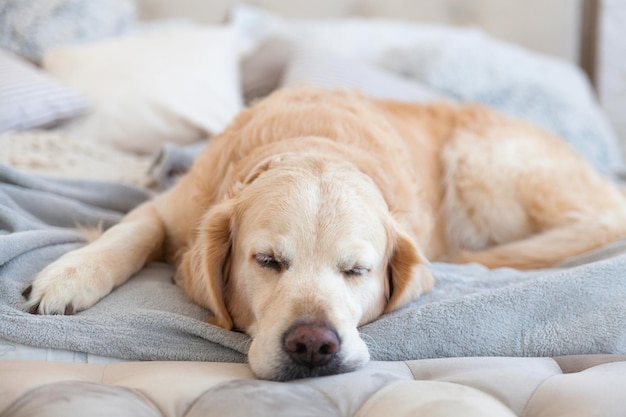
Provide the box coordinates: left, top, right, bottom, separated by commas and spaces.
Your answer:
0, 48, 88, 133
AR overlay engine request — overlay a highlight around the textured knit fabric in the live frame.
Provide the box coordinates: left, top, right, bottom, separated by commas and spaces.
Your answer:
0, 0, 135, 62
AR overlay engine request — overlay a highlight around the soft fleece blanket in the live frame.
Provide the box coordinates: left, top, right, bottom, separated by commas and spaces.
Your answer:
1, 160, 625, 363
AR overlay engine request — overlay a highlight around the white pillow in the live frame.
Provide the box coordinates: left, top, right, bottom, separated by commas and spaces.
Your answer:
43, 27, 242, 154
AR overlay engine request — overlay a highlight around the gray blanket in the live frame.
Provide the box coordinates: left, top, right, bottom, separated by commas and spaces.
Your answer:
1, 161, 625, 363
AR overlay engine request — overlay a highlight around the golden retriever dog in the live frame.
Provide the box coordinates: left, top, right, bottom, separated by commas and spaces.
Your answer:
23, 87, 626, 381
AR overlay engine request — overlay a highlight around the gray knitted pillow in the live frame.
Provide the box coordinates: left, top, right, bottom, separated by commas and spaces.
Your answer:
0, 0, 135, 62
383, 31, 624, 179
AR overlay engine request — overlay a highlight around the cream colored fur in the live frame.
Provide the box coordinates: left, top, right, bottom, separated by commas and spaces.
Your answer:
23, 87, 626, 380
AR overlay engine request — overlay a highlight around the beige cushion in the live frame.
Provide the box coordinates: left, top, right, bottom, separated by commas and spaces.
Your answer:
43, 27, 242, 154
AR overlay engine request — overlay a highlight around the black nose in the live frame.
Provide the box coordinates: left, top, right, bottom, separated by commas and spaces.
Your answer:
283, 322, 340, 368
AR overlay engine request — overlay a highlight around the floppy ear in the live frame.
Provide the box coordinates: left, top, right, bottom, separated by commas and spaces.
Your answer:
384, 230, 434, 313
178, 155, 285, 328
177, 200, 235, 330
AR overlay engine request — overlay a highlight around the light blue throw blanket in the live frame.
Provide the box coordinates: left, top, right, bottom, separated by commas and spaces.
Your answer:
1, 160, 625, 362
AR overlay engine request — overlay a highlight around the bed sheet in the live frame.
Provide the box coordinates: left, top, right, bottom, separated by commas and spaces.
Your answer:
0, 337, 124, 364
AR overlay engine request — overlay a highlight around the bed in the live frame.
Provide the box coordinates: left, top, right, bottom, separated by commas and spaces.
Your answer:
1, 1, 626, 416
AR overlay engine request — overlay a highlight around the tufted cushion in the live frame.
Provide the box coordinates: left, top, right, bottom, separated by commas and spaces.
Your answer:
1, 356, 625, 416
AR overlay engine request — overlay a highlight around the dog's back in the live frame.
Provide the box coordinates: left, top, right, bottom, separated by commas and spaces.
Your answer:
181, 87, 626, 268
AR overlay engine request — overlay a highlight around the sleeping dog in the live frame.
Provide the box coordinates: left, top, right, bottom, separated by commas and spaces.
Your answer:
23, 87, 626, 381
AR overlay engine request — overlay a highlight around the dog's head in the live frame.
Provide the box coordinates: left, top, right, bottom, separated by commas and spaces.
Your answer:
177, 150, 433, 381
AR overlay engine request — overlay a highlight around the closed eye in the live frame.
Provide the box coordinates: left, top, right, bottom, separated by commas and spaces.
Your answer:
254, 252, 288, 273
342, 266, 371, 277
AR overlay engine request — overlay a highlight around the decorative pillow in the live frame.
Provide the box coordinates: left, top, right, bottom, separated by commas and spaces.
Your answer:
43, 27, 243, 154
383, 31, 625, 178
0, 48, 88, 133
281, 48, 444, 103
0, 0, 135, 63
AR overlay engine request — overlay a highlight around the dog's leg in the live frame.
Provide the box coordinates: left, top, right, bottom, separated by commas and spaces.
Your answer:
23, 201, 165, 315
454, 211, 626, 269
441, 106, 626, 269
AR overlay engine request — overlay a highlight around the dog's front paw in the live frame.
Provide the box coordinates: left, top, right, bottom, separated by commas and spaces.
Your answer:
22, 253, 113, 315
